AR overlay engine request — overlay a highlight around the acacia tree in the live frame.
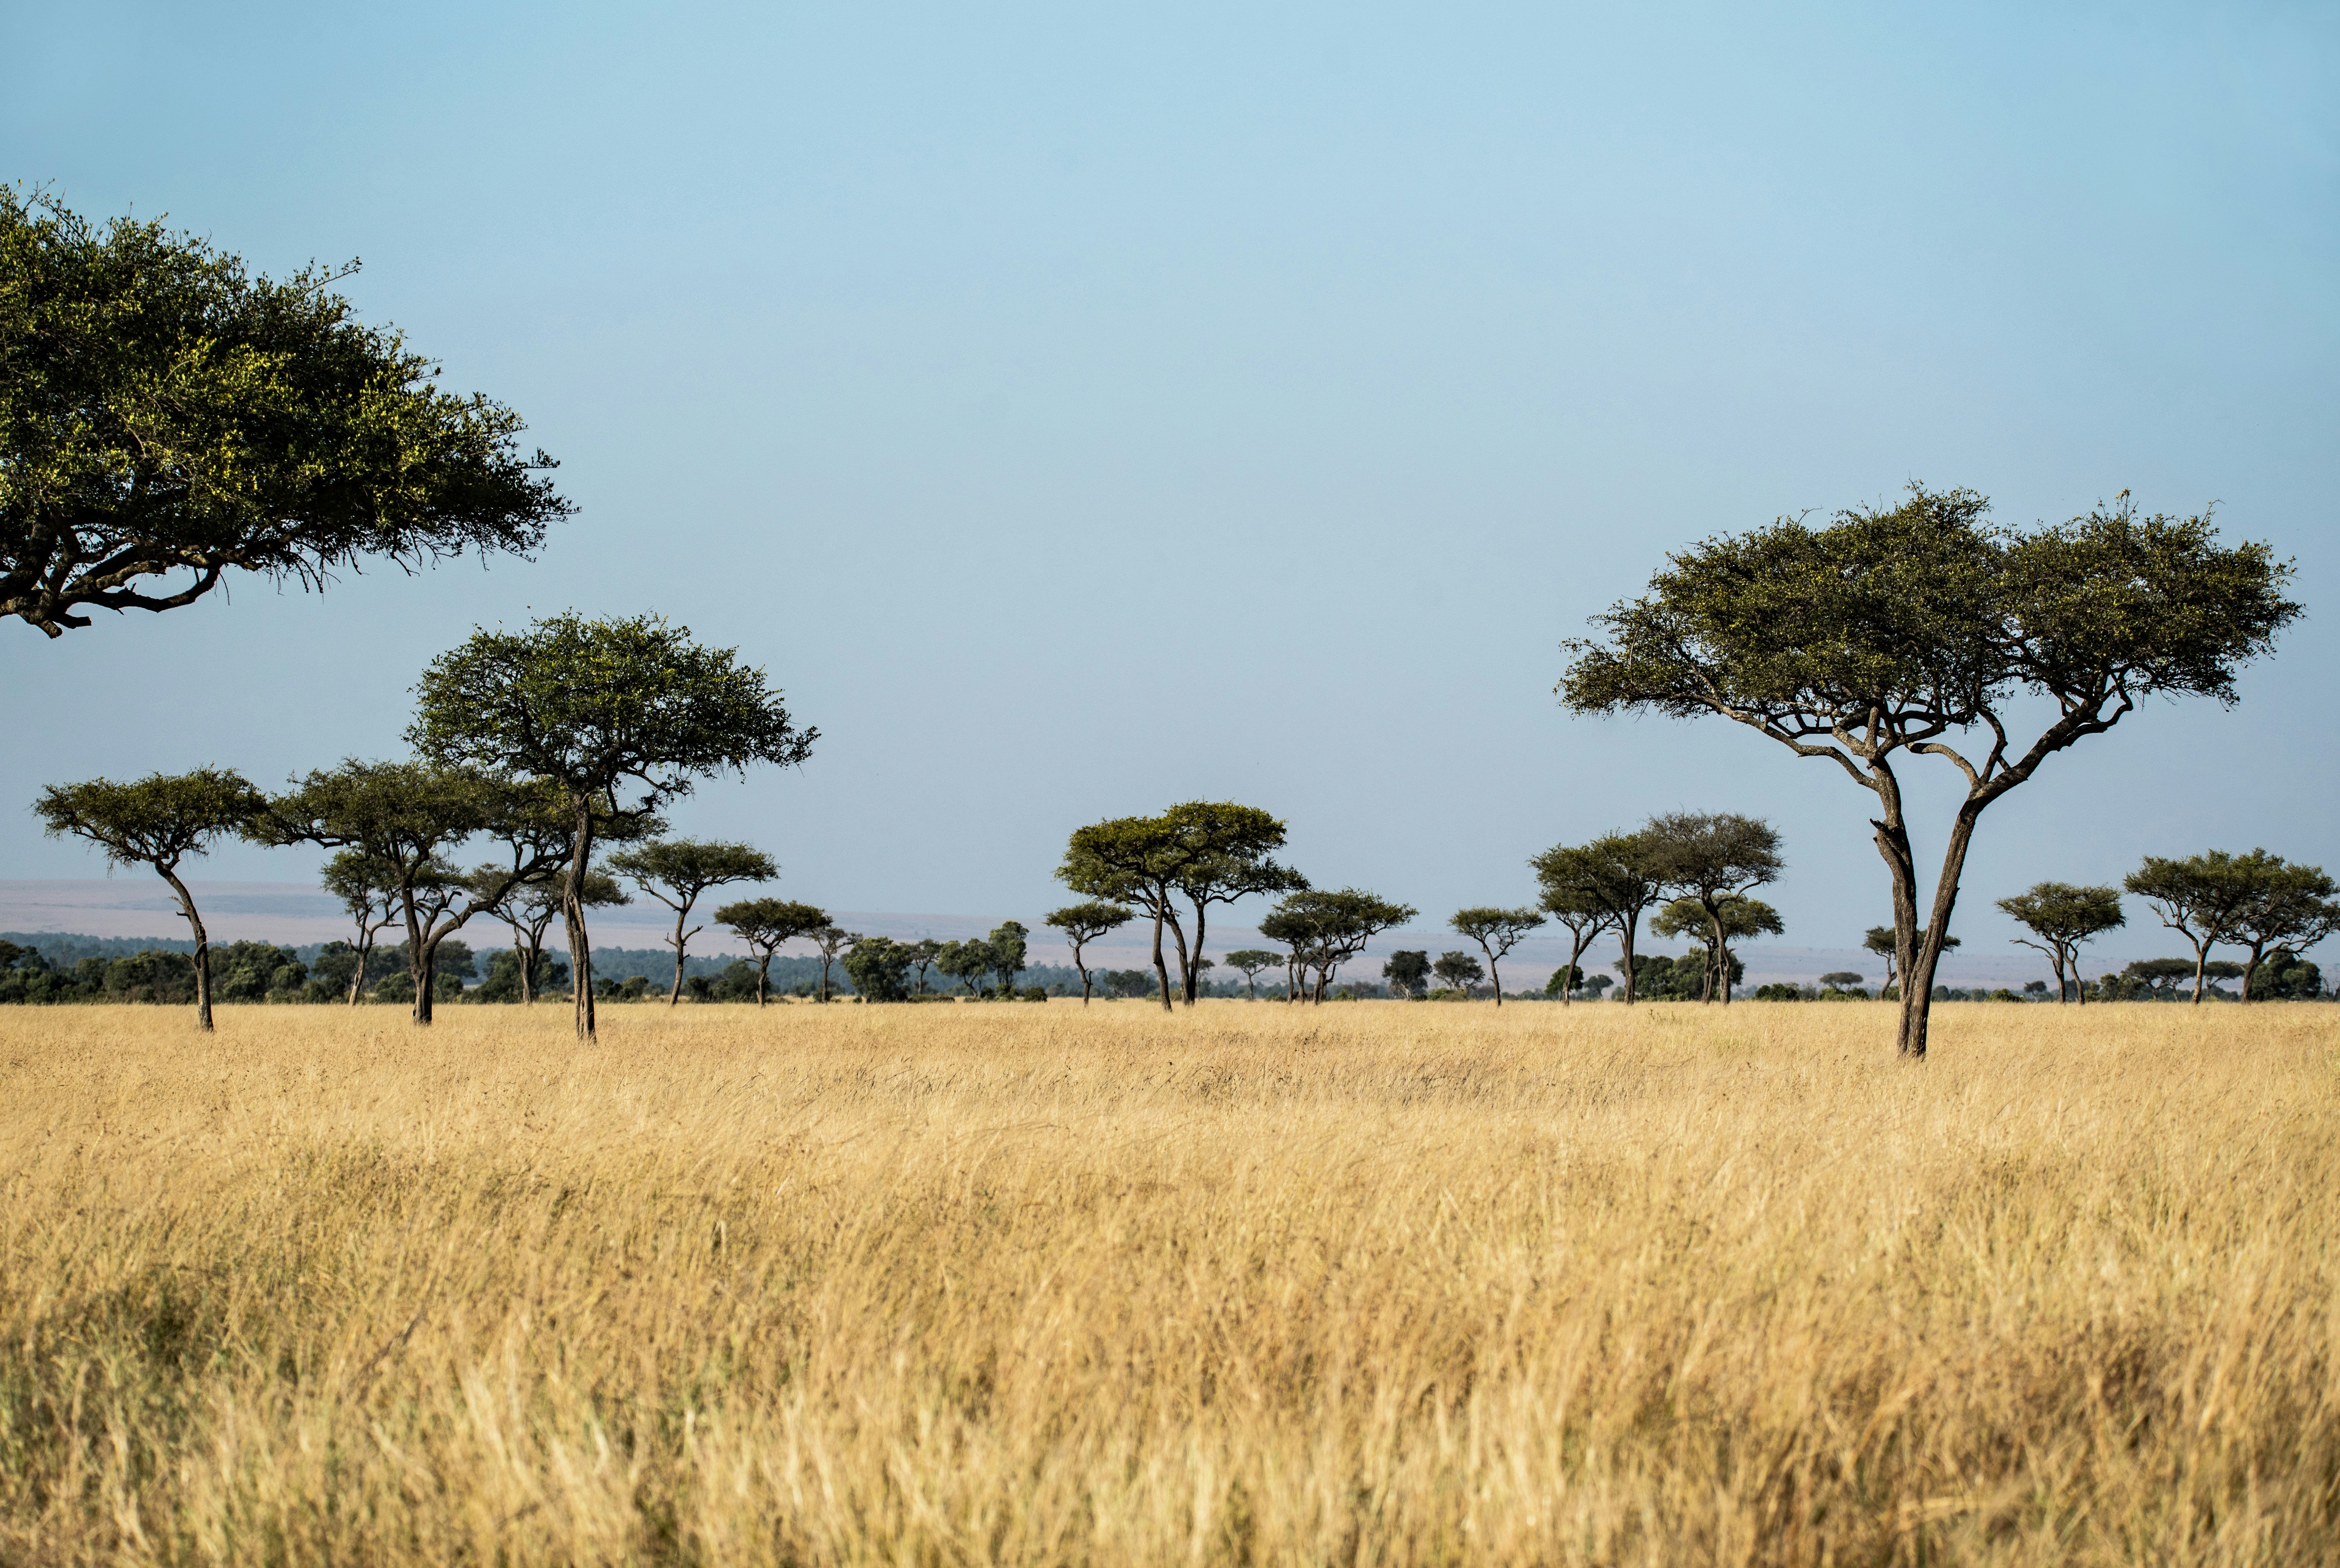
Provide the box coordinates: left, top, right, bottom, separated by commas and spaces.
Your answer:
1432, 951, 1485, 994
1260, 889, 1417, 1003
321, 849, 406, 1004
1058, 817, 1186, 1010
1224, 948, 1283, 1000
1861, 924, 1958, 994
1159, 803, 1306, 1005
906, 938, 943, 995
1046, 901, 1134, 1004
1996, 883, 2125, 1005
1641, 812, 1782, 1006
606, 839, 778, 1005
33, 767, 263, 1029
2223, 860, 2340, 1002
810, 927, 858, 1002
1532, 831, 1668, 1004
1528, 845, 1615, 1009
1, 189, 568, 639
2125, 851, 2270, 1004
409, 613, 815, 1041
474, 868, 627, 1004
935, 939, 993, 997
712, 897, 829, 1006
1380, 949, 1432, 999
261, 760, 545, 1024
1451, 906, 1544, 1006
1561, 486, 2298, 1057
987, 922, 1031, 993
1654, 895, 1782, 1001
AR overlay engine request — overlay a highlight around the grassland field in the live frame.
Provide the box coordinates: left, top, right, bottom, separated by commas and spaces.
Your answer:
1, 998, 2334, 1566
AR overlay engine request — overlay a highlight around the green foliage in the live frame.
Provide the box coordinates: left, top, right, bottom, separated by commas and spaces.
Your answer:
841, 937, 917, 1003
1, 187, 569, 637
1560, 485, 2301, 1053
986, 922, 1030, 991
1260, 888, 1418, 1004
1382, 949, 1432, 999
1430, 951, 1484, 992
472, 948, 572, 1002
1752, 983, 1804, 1001
33, 767, 265, 875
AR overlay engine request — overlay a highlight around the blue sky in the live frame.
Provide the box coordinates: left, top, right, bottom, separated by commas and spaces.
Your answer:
6, 1, 2336, 960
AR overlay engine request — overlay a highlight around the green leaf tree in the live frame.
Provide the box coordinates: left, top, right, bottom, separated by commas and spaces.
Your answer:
1046, 901, 1134, 1004
31, 766, 263, 1029
1431, 951, 1484, 994
935, 939, 992, 997
1996, 882, 2125, 1004
712, 897, 829, 1006
986, 922, 1030, 993
321, 849, 407, 1006
2223, 859, 2340, 1002
1225, 948, 1285, 1000
842, 936, 916, 1003
1, 188, 569, 638
1380, 949, 1432, 1000
260, 760, 545, 1025
1640, 812, 1783, 1005
1527, 845, 1616, 1009
1532, 832, 1669, 1005
605, 839, 778, 1006
1655, 895, 1783, 1001
810, 927, 859, 1002
1260, 889, 1417, 1004
470, 867, 628, 1006
1450, 906, 1545, 1006
1560, 485, 2298, 1056
2124, 851, 2270, 1004
408, 612, 815, 1040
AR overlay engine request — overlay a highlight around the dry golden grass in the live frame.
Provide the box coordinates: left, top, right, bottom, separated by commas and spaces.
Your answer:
0, 997, 2334, 1566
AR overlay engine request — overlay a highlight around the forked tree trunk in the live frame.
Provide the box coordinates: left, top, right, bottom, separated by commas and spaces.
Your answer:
1617, 911, 1643, 1005
1896, 802, 1985, 1060
161, 866, 214, 1032
510, 922, 533, 1005
402, 891, 435, 1027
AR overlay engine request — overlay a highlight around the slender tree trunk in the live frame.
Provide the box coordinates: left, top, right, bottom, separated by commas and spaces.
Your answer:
1898, 799, 1986, 1060
1477, 939, 1505, 1007
1618, 911, 1642, 1004
1561, 928, 1593, 1007
1074, 943, 1092, 1005
1866, 759, 1925, 1048
2189, 935, 2210, 1004
1149, 901, 1173, 1012
349, 927, 373, 1005
668, 900, 690, 1006
566, 796, 598, 1042
160, 865, 214, 1032
510, 920, 532, 1005
1184, 898, 1209, 1006
2240, 941, 2266, 1003
1163, 905, 1192, 1007
756, 950, 771, 1006
401, 885, 434, 1027
2071, 945, 2085, 1006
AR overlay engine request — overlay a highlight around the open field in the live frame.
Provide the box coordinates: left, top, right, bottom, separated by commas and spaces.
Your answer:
2, 1000, 2334, 1566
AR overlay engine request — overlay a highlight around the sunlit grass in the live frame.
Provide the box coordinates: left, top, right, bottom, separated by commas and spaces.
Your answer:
2, 998, 2334, 1564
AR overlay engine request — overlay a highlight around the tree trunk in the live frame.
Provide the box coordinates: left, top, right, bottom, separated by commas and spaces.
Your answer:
401, 886, 435, 1027
510, 921, 533, 1006
1184, 898, 1208, 1006
1074, 945, 1092, 1005
349, 928, 373, 1005
2072, 945, 2085, 1006
1163, 905, 1192, 1007
755, 950, 771, 1006
2240, 941, 2267, 1003
2188, 936, 2210, 1004
1897, 800, 1985, 1060
668, 903, 690, 1006
1149, 903, 1173, 1012
1866, 760, 1924, 1049
1561, 928, 1592, 1007
1479, 941, 1505, 1007
1618, 910, 1642, 1004
160, 866, 214, 1032
565, 796, 598, 1042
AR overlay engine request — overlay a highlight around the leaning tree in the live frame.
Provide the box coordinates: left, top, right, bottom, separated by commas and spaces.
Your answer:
1, 188, 569, 638
1996, 882, 2125, 1004
1561, 486, 2298, 1057
606, 839, 778, 1005
1451, 906, 1545, 1006
712, 897, 830, 1006
408, 613, 816, 1041
1046, 901, 1135, 1004
33, 767, 264, 1029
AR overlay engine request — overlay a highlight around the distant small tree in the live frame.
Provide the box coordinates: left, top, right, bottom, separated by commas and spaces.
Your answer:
2223, 859, 2340, 1002
32, 767, 264, 1030
321, 850, 407, 1006
606, 839, 778, 1005
1432, 951, 1485, 994
1641, 812, 1782, 1006
1819, 971, 1866, 991
906, 938, 944, 994
935, 939, 992, 996
472, 867, 627, 1005
1655, 894, 1783, 1001
1046, 901, 1134, 1004
1451, 906, 1545, 1006
1528, 845, 1617, 1009
410, 612, 815, 1040
1381, 949, 1432, 999
810, 927, 859, 1002
1996, 882, 2125, 1005
2125, 852, 2267, 1004
1561, 486, 2300, 1056
1261, 889, 1417, 1003
987, 922, 1030, 993
842, 936, 916, 1002
1225, 948, 1284, 1000
712, 897, 829, 1006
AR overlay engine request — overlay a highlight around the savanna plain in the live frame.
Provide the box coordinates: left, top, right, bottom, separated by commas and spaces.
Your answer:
1, 998, 2333, 1566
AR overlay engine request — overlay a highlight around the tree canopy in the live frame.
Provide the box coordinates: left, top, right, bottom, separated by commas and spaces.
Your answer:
1561, 484, 2298, 1056
31, 765, 264, 1029
713, 897, 829, 1007
1996, 882, 2124, 1005
409, 612, 815, 1039
606, 838, 777, 1005
1259, 888, 1416, 1004
2125, 850, 2272, 1005
1640, 812, 1782, 1005
1451, 906, 1544, 1006
2, 189, 569, 638
1045, 900, 1134, 1004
